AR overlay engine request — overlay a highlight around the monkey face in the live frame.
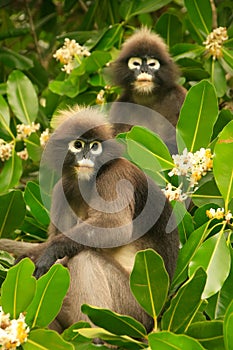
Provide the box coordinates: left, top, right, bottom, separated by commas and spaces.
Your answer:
128, 56, 160, 93
67, 138, 103, 180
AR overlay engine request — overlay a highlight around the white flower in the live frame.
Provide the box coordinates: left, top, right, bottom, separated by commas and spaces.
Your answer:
162, 183, 188, 202
0, 140, 14, 162
17, 148, 28, 160
169, 148, 213, 188
40, 128, 50, 147
53, 38, 91, 74
203, 27, 228, 60
206, 207, 232, 222
16, 122, 40, 139
0, 307, 30, 349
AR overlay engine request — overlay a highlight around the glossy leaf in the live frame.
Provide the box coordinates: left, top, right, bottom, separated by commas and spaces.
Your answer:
81, 304, 146, 338
0, 94, 12, 138
1, 258, 36, 318
62, 321, 91, 346
78, 328, 147, 349
155, 13, 183, 47
189, 232, 231, 299
192, 179, 224, 208
186, 320, 224, 350
24, 181, 50, 226
213, 120, 233, 208
25, 133, 42, 163
222, 47, 233, 74
0, 190, 25, 238
207, 59, 227, 97
0, 150, 23, 193
119, 0, 172, 20
0, 47, 33, 70
7, 70, 38, 124
130, 249, 169, 319
171, 43, 205, 61
223, 299, 233, 350
206, 247, 233, 319
25, 264, 70, 328
24, 329, 74, 350
184, 0, 212, 40
171, 222, 209, 290
177, 80, 218, 153
171, 200, 194, 244
126, 126, 173, 172
85, 51, 111, 73
162, 269, 206, 333
95, 24, 124, 51
149, 330, 205, 349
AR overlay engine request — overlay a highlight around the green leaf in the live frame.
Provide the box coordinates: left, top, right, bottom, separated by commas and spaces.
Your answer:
130, 249, 169, 320
162, 269, 207, 333
1, 258, 36, 318
81, 304, 146, 338
177, 80, 218, 153
62, 321, 91, 345
25, 133, 42, 162
171, 200, 194, 244
119, 0, 172, 21
126, 126, 174, 173
155, 13, 183, 47
78, 328, 147, 349
0, 150, 23, 193
171, 43, 205, 61
24, 181, 50, 226
189, 232, 231, 299
184, 0, 212, 40
206, 247, 233, 319
221, 47, 233, 75
7, 70, 38, 124
206, 59, 227, 98
192, 179, 224, 208
25, 264, 70, 328
0, 47, 34, 70
85, 51, 111, 73
0, 190, 26, 238
24, 329, 74, 350
213, 120, 233, 209
171, 222, 210, 290
95, 24, 123, 51
149, 331, 205, 349
223, 299, 233, 350
0, 95, 13, 138
186, 320, 224, 350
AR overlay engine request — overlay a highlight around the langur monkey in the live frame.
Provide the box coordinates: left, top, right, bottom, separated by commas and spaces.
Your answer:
0, 106, 179, 332
109, 28, 187, 150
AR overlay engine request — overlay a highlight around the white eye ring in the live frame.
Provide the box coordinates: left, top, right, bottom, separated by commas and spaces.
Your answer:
68, 139, 85, 153
90, 141, 102, 155
128, 57, 142, 70
147, 58, 160, 70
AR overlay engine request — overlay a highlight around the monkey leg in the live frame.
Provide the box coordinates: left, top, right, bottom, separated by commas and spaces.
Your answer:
53, 249, 153, 333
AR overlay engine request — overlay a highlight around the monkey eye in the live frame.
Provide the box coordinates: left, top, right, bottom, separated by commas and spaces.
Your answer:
68, 139, 85, 153
90, 141, 102, 155
147, 58, 160, 70
128, 57, 142, 70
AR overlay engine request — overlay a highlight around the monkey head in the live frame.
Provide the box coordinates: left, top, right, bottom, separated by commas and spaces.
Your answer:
47, 106, 123, 181
112, 28, 179, 95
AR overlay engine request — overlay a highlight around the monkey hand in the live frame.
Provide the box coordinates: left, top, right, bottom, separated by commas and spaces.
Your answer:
34, 252, 58, 279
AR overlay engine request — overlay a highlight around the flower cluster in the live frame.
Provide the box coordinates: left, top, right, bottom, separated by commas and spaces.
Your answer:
0, 307, 29, 349
40, 128, 50, 147
53, 38, 91, 74
16, 122, 40, 140
96, 89, 105, 105
169, 148, 213, 188
206, 208, 232, 222
203, 27, 228, 60
0, 140, 14, 162
161, 183, 188, 202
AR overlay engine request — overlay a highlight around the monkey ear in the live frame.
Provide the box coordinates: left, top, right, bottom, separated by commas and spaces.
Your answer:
50, 105, 85, 129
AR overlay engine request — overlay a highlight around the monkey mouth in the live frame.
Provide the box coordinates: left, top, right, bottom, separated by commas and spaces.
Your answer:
136, 72, 153, 82
75, 159, 94, 172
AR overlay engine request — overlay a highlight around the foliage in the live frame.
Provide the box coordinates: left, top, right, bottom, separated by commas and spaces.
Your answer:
0, 0, 233, 349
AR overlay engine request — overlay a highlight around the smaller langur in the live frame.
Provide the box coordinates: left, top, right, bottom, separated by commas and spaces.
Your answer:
109, 28, 187, 141
0, 106, 179, 332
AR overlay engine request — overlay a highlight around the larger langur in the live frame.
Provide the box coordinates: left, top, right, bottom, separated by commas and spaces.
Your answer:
109, 28, 187, 142
0, 106, 179, 332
